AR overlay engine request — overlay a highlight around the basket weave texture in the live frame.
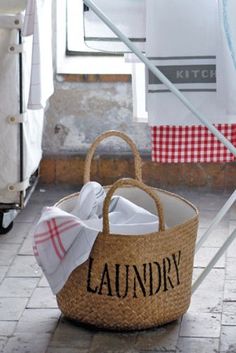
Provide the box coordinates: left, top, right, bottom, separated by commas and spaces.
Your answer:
56, 131, 199, 330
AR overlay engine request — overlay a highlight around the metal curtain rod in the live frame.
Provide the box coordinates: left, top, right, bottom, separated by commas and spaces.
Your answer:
83, 0, 236, 156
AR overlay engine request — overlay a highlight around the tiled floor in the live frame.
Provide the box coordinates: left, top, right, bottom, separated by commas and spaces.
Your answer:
0, 184, 236, 353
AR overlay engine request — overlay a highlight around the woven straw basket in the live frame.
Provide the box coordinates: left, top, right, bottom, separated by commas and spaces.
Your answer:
55, 131, 199, 331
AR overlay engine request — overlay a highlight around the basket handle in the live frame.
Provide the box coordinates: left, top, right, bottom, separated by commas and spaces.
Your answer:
83, 130, 142, 183
102, 178, 165, 234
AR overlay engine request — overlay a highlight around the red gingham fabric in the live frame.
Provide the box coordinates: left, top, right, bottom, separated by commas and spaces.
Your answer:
151, 124, 236, 163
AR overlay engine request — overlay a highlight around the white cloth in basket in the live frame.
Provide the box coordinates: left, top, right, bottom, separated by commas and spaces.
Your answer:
33, 182, 159, 294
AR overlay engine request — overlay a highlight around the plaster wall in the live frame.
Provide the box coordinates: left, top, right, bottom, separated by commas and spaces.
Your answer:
43, 78, 151, 156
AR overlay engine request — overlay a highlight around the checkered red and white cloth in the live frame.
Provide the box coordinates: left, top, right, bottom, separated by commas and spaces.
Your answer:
151, 124, 236, 163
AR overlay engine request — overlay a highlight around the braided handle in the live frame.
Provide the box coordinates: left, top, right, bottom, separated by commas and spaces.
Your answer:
102, 178, 165, 234
83, 130, 142, 183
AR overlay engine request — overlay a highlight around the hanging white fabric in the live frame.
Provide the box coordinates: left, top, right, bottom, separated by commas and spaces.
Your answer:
83, 0, 236, 126
145, 0, 236, 126
83, 0, 146, 53
22, 0, 54, 110
217, 0, 236, 122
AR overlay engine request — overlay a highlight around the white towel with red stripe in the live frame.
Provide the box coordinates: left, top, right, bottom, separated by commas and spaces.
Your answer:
33, 182, 159, 294
33, 206, 99, 294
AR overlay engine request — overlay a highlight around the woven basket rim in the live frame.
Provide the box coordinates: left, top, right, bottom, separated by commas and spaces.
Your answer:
55, 184, 199, 215
54, 184, 199, 240
96, 215, 198, 240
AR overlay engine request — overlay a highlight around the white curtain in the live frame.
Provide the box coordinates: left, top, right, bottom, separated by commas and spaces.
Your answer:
23, 0, 54, 110
84, 0, 236, 126
146, 0, 236, 126
217, 0, 236, 123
